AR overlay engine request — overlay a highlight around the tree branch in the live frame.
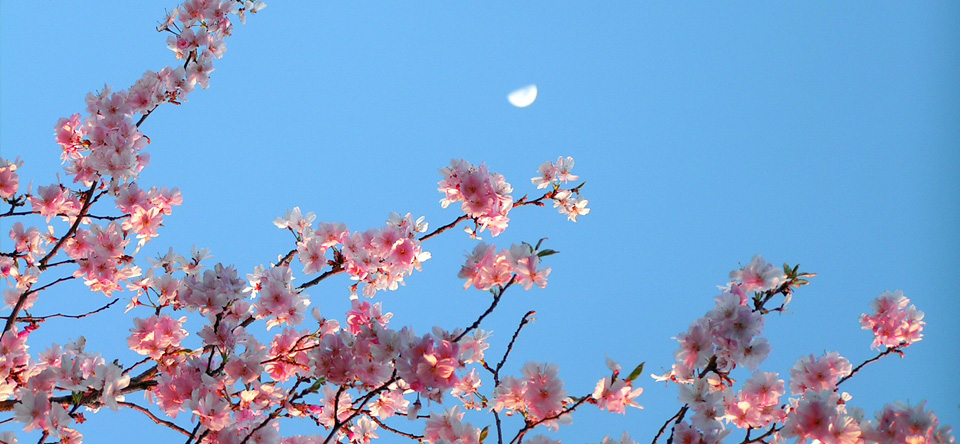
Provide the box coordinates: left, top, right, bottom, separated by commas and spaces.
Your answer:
119, 401, 190, 436
453, 277, 516, 343
14, 298, 118, 323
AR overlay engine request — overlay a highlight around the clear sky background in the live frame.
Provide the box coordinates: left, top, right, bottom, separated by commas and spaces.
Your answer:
1, 2, 958, 443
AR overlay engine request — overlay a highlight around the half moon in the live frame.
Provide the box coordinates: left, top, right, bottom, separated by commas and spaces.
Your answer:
507, 84, 538, 108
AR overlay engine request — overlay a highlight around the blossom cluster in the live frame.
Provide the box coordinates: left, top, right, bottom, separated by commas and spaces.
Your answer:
592, 374, 644, 415
3, 0, 956, 442
439, 159, 514, 236
52, 0, 251, 186
493, 362, 569, 426
721, 370, 786, 429
657, 257, 783, 384
652, 259, 953, 444
9, 336, 129, 441
531, 156, 590, 222
276, 210, 431, 297
860, 401, 954, 444
458, 242, 551, 291
423, 406, 482, 444
0, 157, 21, 199
859, 290, 925, 349
127, 314, 189, 359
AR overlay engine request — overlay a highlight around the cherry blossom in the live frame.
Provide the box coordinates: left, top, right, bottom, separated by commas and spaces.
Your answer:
859, 290, 925, 349
0, 2, 953, 444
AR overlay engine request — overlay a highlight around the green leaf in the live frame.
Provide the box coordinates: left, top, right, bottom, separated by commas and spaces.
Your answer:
626, 362, 645, 382
537, 249, 559, 258
479, 426, 489, 443
307, 377, 326, 393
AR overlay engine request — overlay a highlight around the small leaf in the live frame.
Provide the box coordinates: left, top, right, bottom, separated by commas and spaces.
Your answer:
783, 263, 792, 274
626, 362, 645, 382
308, 377, 326, 393
479, 426, 489, 443
537, 249, 559, 258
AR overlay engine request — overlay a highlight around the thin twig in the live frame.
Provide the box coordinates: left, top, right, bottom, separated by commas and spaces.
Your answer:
418, 214, 470, 242
240, 378, 309, 444
123, 356, 152, 376
510, 395, 592, 444
453, 277, 516, 343
184, 422, 202, 444
496, 311, 536, 375
322, 374, 398, 444
119, 401, 190, 436
296, 264, 344, 292
652, 408, 684, 444
837, 345, 904, 387
15, 298, 118, 323
4, 184, 97, 334
367, 414, 424, 440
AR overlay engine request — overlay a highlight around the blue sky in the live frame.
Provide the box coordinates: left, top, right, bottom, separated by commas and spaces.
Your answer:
1, 2, 958, 443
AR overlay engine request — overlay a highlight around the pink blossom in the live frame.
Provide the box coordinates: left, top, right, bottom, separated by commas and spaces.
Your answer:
722, 371, 786, 428
369, 389, 409, 419
492, 375, 527, 415
506, 243, 551, 290
13, 389, 52, 432
861, 401, 955, 444
128, 315, 188, 359
598, 432, 637, 444
297, 235, 328, 274
729, 255, 785, 293
438, 159, 514, 236
788, 352, 851, 396
423, 406, 481, 444
457, 328, 491, 364
0, 161, 19, 199
89, 362, 130, 411
531, 156, 579, 189
54, 114, 85, 159
782, 390, 849, 444
859, 290, 925, 349
274, 206, 316, 236
396, 332, 461, 401
521, 361, 567, 423
592, 377, 643, 414
552, 189, 590, 222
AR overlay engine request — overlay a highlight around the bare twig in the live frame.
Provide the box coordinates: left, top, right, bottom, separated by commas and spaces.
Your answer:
14, 298, 118, 323
496, 311, 536, 376
837, 345, 905, 387
296, 263, 344, 292
367, 414, 424, 440
453, 277, 516, 343
123, 356, 152, 375
4, 184, 97, 334
510, 395, 592, 444
119, 401, 190, 436
418, 214, 470, 242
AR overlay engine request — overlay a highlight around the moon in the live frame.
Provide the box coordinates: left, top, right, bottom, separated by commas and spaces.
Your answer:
507, 84, 538, 108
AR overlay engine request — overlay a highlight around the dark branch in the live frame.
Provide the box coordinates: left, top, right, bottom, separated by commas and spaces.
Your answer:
14, 298, 118, 323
